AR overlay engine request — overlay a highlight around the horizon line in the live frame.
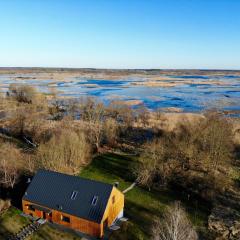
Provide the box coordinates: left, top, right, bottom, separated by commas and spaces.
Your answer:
0, 66, 240, 71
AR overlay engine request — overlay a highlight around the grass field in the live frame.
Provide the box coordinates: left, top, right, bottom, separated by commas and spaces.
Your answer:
0, 207, 30, 239
80, 153, 211, 239
0, 208, 82, 240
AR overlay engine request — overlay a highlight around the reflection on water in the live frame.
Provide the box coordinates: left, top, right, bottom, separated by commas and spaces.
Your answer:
0, 74, 240, 113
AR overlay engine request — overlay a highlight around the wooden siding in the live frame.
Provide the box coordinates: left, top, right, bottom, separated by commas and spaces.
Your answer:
102, 186, 124, 226
22, 186, 124, 238
22, 200, 103, 237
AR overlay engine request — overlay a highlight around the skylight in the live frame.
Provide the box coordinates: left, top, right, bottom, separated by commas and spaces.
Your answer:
91, 196, 98, 205
71, 191, 78, 200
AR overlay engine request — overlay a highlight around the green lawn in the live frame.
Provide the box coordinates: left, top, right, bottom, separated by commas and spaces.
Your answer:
0, 207, 30, 240
0, 207, 82, 240
80, 153, 211, 239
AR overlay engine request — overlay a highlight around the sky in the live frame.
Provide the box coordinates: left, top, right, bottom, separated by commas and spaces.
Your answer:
0, 0, 240, 69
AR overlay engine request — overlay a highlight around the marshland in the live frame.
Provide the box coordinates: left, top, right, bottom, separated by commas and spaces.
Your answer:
0, 68, 240, 239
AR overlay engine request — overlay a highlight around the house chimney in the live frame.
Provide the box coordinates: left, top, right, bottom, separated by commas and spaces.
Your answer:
114, 182, 119, 188
57, 204, 63, 210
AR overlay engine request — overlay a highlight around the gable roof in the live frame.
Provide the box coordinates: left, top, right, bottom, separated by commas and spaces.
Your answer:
23, 169, 114, 223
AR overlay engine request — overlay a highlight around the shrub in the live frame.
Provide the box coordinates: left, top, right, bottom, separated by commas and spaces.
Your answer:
36, 129, 92, 174
104, 118, 119, 146
136, 113, 234, 199
0, 142, 23, 188
109, 221, 144, 240
152, 202, 198, 240
0, 199, 11, 212
8, 84, 38, 104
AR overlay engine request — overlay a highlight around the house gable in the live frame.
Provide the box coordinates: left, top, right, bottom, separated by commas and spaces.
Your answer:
101, 186, 124, 226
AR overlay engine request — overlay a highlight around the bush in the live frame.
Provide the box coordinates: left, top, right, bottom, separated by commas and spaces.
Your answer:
104, 118, 119, 146
152, 202, 198, 240
0, 142, 23, 188
136, 113, 234, 199
109, 221, 144, 240
8, 84, 38, 104
0, 199, 11, 212
36, 129, 92, 174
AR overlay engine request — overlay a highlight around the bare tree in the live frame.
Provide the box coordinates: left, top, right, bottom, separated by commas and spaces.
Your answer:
36, 129, 92, 174
135, 105, 150, 127
80, 97, 106, 150
136, 113, 233, 198
197, 112, 233, 173
0, 142, 23, 188
152, 202, 198, 240
8, 83, 38, 104
136, 140, 165, 188
136, 138, 182, 188
104, 118, 119, 146
107, 101, 134, 128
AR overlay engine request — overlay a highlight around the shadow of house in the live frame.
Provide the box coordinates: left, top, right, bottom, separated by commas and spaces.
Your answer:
89, 153, 137, 182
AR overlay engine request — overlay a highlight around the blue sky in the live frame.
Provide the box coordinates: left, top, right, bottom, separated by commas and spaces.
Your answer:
0, 0, 240, 69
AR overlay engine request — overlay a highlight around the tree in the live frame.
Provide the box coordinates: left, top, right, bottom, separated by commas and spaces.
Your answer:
152, 202, 198, 240
0, 142, 23, 188
5, 85, 48, 143
104, 118, 119, 146
135, 105, 150, 127
8, 84, 38, 104
107, 101, 134, 128
136, 139, 166, 188
136, 112, 234, 199
80, 97, 106, 150
36, 129, 91, 174
196, 112, 233, 173
136, 137, 187, 188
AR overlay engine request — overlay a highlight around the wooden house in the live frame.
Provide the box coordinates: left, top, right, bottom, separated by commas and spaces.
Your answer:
22, 169, 124, 238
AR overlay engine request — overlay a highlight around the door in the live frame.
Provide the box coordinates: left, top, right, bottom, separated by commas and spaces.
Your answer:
103, 218, 108, 228
35, 210, 42, 218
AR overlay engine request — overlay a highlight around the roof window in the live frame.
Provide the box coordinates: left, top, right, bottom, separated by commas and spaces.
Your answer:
71, 191, 78, 200
91, 196, 98, 206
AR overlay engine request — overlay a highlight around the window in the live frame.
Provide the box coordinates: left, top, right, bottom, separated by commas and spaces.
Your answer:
91, 196, 98, 206
71, 190, 78, 200
61, 215, 70, 223
27, 205, 35, 211
112, 196, 115, 204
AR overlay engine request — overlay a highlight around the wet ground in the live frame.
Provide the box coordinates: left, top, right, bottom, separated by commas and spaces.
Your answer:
0, 73, 240, 114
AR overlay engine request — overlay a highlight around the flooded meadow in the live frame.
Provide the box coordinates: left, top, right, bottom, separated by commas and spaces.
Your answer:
1, 71, 240, 114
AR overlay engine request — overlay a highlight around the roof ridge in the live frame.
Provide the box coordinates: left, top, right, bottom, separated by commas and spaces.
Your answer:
37, 169, 114, 188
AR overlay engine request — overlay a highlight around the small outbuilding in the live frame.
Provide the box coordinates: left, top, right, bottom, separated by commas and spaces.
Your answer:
22, 169, 124, 238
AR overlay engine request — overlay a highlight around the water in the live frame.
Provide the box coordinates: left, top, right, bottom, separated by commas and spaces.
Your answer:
0, 74, 240, 113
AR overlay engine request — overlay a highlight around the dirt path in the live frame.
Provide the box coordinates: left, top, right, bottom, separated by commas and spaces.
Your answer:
122, 182, 136, 194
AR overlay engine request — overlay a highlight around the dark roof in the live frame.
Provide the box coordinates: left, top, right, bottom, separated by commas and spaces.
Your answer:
23, 169, 113, 223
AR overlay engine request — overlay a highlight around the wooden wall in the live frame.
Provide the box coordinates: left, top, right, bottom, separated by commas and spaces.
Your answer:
102, 186, 124, 227
22, 200, 103, 237
22, 187, 124, 238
